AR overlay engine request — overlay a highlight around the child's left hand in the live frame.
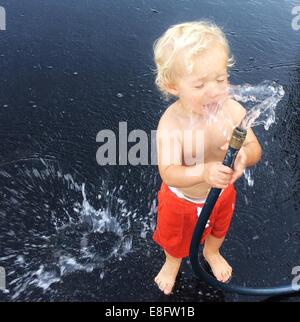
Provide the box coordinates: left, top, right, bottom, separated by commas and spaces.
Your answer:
220, 143, 248, 185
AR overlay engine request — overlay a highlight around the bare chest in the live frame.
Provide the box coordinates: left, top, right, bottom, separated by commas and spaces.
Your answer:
181, 117, 235, 165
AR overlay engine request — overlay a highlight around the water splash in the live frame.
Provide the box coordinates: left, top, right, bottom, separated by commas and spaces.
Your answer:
199, 91, 229, 126
197, 81, 284, 132
0, 160, 136, 300
229, 80, 285, 130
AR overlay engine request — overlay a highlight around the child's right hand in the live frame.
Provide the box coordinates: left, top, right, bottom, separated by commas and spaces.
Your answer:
204, 162, 233, 189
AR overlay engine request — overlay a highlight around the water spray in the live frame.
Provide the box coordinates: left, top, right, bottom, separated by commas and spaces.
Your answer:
189, 82, 299, 296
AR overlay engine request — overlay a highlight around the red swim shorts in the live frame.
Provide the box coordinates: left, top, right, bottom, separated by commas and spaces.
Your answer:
152, 182, 236, 258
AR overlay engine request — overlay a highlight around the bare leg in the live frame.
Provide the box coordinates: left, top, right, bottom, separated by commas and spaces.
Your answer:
203, 234, 232, 283
154, 250, 182, 295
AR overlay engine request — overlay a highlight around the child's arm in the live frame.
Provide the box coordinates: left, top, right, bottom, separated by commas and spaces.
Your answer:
229, 128, 262, 184
241, 128, 262, 167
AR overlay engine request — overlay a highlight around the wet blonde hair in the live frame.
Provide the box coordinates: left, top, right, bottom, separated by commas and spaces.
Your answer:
153, 20, 235, 100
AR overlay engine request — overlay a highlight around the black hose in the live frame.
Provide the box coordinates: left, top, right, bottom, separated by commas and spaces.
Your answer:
189, 127, 299, 296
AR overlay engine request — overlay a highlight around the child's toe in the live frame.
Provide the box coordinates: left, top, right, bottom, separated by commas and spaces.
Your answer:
163, 283, 174, 295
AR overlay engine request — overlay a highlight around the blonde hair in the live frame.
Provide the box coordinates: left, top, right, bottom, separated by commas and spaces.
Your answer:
153, 20, 235, 100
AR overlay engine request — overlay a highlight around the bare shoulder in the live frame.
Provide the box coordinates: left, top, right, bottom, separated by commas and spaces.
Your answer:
224, 98, 247, 127
157, 101, 180, 131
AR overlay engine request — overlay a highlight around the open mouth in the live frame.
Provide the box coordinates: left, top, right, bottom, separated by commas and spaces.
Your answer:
203, 102, 219, 113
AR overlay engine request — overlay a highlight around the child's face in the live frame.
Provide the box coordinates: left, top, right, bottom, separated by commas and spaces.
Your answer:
170, 43, 229, 114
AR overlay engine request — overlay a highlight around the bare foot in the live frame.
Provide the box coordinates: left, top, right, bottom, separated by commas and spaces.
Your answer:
203, 250, 232, 283
154, 258, 182, 295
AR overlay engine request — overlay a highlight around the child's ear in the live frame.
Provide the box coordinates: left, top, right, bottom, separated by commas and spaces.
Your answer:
166, 83, 179, 97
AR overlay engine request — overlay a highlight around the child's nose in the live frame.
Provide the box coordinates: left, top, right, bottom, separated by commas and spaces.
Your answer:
207, 83, 229, 101
208, 88, 227, 102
